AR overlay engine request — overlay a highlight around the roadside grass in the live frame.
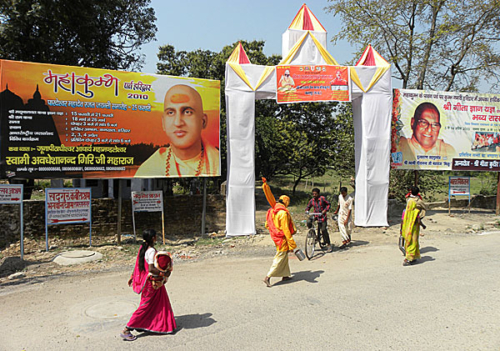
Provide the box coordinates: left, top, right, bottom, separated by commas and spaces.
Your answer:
195, 237, 225, 247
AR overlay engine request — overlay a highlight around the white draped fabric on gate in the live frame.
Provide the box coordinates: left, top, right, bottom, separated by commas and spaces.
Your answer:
225, 5, 392, 236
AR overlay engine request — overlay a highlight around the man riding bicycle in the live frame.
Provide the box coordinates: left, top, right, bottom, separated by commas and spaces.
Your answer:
305, 188, 332, 251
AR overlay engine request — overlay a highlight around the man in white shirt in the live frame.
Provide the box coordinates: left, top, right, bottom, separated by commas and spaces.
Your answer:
334, 187, 353, 248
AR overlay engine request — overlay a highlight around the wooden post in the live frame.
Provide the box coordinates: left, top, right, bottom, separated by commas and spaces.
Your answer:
117, 179, 122, 245
496, 172, 500, 215
414, 170, 419, 186
201, 178, 207, 236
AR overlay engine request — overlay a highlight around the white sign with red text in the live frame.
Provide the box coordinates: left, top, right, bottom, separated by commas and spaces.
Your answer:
46, 188, 91, 224
131, 191, 163, 212
0, 184, 23, 203
449, 176, 470, 196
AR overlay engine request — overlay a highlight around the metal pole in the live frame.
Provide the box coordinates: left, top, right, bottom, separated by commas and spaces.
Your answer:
20, 201, 24, 260
89, 188, 92, 247
201, 178, 207, 236
496, 172, 500, 215
161, 210, 165, 245
117, 179, 122, 245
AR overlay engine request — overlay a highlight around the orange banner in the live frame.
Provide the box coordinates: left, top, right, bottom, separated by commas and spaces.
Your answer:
276, 65, 350, 103
0, 60, 220, 179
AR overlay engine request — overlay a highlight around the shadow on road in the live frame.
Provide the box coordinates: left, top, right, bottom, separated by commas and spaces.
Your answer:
344, 240, 369, 248
414, 256, 435, 265
274, 270, 324, 286
0, 256, 53, 278
175, 312, 217, 329
420, 246, 439, 254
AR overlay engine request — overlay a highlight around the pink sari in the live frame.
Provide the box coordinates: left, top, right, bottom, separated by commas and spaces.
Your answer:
127, 249, 177, 334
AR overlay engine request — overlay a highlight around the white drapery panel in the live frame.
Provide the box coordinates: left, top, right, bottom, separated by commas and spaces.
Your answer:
225, 64, 276, 236
282, 30, 327, 59
351, 67, 392, 226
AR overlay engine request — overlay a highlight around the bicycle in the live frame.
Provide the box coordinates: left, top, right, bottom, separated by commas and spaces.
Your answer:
304, 212, 331, 260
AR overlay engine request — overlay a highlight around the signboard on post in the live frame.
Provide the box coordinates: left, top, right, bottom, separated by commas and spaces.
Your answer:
448, 176, 471, 214
45, 188, 92, 251
276, 65, 351, 103
0, 59, 221, 179
131, 191, 165, 243
391, 89, 500, 171
0, 184, 24, 259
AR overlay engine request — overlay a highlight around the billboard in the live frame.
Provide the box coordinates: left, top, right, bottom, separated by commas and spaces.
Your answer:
391, 89, 500, 171
0, 60, 220, 179
276, 65, 350, 103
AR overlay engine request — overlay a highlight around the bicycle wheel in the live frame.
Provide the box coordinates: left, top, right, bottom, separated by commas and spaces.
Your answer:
305, 229, 316, 260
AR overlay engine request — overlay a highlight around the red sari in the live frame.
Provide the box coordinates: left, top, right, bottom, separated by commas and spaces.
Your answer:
127, 249, 177, 334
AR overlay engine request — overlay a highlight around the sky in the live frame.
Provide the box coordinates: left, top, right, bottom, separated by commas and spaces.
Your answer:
140, 0, 368, 79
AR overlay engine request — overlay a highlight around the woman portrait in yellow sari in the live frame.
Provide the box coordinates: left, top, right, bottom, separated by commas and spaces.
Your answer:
401, 186, 426, 266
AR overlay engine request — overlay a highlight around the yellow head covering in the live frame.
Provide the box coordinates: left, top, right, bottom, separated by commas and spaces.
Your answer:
279, 195, 290, 207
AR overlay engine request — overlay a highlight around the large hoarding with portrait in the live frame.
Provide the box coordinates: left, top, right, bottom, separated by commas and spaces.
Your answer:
391, 89, 500, 171
0, 60, 220, 179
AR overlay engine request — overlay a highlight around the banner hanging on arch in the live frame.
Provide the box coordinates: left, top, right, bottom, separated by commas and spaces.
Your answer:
276, 65, 350, 103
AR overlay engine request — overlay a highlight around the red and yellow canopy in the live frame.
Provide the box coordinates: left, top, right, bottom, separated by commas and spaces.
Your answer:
288, 4, 326, 32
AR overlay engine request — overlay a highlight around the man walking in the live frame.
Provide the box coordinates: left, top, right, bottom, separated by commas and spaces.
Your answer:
305, 188, 332, 251
334, 187, 353, 248
262, 178, 297, 287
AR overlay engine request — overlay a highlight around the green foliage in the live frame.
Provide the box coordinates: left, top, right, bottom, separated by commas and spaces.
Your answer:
268, 101, 355, 194
0, 0, 157, 70
477, 172, 497, 195
33, 179, 50, 191
389, 170, 448, 202
326, 0, 500, 91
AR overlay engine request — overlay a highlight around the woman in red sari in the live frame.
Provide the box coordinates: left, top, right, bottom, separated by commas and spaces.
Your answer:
120, 229, 177, 341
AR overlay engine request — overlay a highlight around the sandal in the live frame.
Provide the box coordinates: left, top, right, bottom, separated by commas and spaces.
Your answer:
402, 259, 412, 266
120, 331, 137, 341
263, 277, 271, 288
281, 276, 292, 281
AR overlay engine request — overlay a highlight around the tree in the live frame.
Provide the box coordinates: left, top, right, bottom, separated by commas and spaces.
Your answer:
0, 0, 157, 71
325, 0, 500, 92
270, 102, 354, 194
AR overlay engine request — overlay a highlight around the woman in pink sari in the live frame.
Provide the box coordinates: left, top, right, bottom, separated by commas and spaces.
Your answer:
120, 229, 177, 341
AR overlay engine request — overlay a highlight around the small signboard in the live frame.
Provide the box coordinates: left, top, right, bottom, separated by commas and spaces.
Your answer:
0, 184, 24, 258
448, 176, 471, 214
131, 191, 165, 243
45, 188, 92, 250
0, 184, 23, 203
132, 191, 163, 212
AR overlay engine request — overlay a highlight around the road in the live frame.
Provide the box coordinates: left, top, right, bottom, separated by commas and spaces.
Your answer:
1, 230, 499, 351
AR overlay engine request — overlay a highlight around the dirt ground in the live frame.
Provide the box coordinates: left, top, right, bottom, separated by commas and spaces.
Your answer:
1, 202, 498, 286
